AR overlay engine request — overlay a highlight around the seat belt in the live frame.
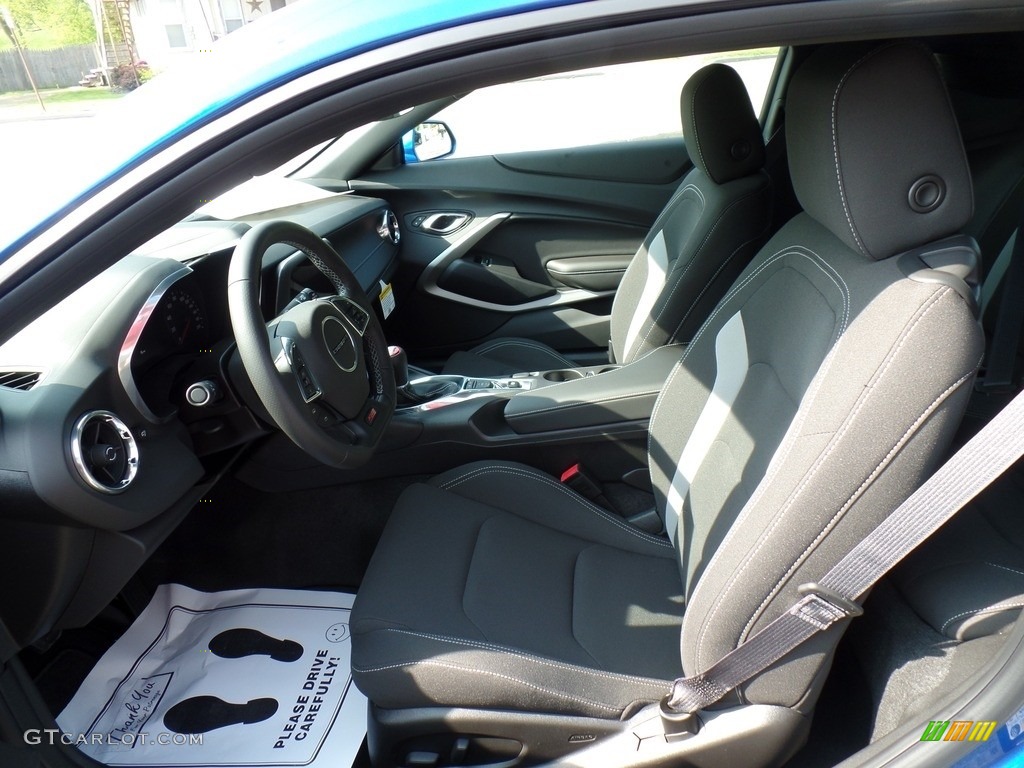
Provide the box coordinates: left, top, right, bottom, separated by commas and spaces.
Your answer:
663, 381, 1024, 718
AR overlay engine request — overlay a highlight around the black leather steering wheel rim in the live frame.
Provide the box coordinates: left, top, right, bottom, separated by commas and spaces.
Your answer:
228, 219, 395, 468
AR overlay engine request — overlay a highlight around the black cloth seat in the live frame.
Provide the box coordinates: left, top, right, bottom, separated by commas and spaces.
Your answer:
352, 42, 983, 767
442, 62, 772, 377
351, 461, 683, 718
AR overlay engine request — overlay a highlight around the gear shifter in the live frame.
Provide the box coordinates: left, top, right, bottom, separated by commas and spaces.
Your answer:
388, 345, 409, 389
389, 345, 461, 404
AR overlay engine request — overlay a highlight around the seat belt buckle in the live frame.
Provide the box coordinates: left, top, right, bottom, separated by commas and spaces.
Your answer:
658, 694, 701, 740
793, 583, 863, 630
560, 463, 616, 510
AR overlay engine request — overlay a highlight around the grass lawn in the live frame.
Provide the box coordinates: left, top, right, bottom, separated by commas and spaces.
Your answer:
42, 88, 122, 104
0, 86, 124, 109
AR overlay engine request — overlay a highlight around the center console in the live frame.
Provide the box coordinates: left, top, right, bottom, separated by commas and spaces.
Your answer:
396, 361, 623, 407
238, 344, 685, 490
395, 344, 683, 433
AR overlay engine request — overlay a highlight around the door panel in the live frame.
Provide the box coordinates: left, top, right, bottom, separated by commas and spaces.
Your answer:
351, 138, 689, 364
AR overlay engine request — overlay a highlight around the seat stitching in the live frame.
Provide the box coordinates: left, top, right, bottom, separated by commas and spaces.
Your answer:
729, 290, 966, 647
610, 186, 694, 358
508, 390, 662, 419
985, 562, 1024, 579
941, 601, 1024, 634
350, 659, 621, 713
439, 466, 673, 548
665, 192, 774, 347
440, 466, 672, 547
649, 248, 854, 669
629, 186, 767, 362
699, 287, 948, 659
685, 316, 847, 651
649, 246, 849, 446
831, 48, 884, 258
689, 73, 710, 179
663, 247, 850, 566
470, 339, 574, 368
615, 185, 703, 361
741, 360, 977, 642
370, 628, 670, 688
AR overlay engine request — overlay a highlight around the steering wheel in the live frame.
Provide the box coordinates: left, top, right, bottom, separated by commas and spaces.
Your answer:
228, 220, 395, 468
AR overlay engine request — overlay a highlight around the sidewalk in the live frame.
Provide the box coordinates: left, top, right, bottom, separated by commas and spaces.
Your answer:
0, 87, 124, 122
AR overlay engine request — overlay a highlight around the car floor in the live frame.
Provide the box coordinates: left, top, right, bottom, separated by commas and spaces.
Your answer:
19, 439, 1024, 767
140, 472, 426, 595
16, 464, 883, 767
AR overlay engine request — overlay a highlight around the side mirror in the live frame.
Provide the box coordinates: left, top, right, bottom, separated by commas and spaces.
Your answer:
401, 121, 455, 163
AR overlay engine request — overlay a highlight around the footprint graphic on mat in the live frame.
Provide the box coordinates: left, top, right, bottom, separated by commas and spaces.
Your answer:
164, 695, 278, 734
208, 628, 303, 662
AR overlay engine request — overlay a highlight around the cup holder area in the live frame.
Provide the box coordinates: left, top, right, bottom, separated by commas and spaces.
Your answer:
543, 369, 585, 382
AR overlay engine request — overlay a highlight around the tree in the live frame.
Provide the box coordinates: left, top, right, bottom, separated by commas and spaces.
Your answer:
0, 0, 96, 49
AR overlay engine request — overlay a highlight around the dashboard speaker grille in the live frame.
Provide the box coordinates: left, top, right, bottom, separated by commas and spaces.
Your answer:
71, 411, 139, 494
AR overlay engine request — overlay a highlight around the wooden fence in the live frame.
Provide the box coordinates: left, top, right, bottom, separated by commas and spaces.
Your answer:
0, 45, 100, 93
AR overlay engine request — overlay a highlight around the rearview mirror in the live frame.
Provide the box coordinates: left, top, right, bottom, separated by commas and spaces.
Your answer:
401, 121, 455, 163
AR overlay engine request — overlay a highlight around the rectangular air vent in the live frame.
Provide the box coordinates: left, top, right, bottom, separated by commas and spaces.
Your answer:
0, 370, 42, 391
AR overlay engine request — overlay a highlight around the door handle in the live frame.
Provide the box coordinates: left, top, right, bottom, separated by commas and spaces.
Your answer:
419, 212, 471, 235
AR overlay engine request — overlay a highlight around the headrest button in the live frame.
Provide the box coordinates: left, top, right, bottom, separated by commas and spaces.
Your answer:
908, 175, 946, 213
730, 140, 751, 161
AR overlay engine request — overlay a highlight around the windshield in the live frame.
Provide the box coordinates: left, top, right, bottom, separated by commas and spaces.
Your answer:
0, 0, 579, 262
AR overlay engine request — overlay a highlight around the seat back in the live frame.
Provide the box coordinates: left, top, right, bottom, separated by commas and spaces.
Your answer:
609, 63, 772, 364
647, 42, 983, 712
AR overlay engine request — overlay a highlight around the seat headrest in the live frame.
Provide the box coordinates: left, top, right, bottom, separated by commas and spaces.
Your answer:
681, 63, 766, 185
787, 42, 973, 261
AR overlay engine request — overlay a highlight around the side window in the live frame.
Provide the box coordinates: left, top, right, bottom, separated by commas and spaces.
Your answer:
419, 48, 779, 160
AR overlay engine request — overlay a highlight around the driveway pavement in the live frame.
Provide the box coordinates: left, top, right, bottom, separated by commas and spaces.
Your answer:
0, 89, 123, 219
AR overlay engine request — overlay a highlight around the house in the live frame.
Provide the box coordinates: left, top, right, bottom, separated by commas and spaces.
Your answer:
127, 0, 292, 70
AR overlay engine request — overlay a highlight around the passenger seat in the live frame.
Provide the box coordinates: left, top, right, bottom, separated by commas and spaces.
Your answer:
442, 62, 773, 376
852, 39, 1024, 741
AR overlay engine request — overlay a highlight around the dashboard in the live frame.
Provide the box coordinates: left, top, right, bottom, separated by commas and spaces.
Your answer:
0, 189, 400, 646
1, 192, 400, 520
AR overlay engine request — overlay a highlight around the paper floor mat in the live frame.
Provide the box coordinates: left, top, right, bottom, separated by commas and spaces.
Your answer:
57, 584, 365, 767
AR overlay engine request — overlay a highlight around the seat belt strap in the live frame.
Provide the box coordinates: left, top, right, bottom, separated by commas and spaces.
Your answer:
665, 380, 1024, 714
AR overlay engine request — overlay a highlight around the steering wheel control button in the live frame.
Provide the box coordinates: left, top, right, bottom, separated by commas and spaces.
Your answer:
283, 340, 322, 403
186, 380, 221, 407
330, 297, 370, 335
322, 316, 358, 372
308, 403, 336, 427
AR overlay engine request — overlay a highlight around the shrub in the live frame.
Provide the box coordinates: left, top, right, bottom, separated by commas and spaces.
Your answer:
109, 60, 151, 92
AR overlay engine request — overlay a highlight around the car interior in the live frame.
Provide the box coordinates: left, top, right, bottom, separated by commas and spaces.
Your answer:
6, 7, 1024, 768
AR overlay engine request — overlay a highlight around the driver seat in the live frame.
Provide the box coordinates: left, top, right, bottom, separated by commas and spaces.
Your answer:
441, 61, 772, 377
351, 43, 982, 767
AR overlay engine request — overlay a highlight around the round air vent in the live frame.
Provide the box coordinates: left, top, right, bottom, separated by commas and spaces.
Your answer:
70, 411, 139, 494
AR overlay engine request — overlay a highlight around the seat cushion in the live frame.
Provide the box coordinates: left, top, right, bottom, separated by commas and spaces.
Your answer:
442, 337, 578, 377
351, 461, 684, 719
894, 467, 1024, 641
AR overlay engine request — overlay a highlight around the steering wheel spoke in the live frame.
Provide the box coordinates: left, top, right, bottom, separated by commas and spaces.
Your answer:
228, 220, 395, 468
